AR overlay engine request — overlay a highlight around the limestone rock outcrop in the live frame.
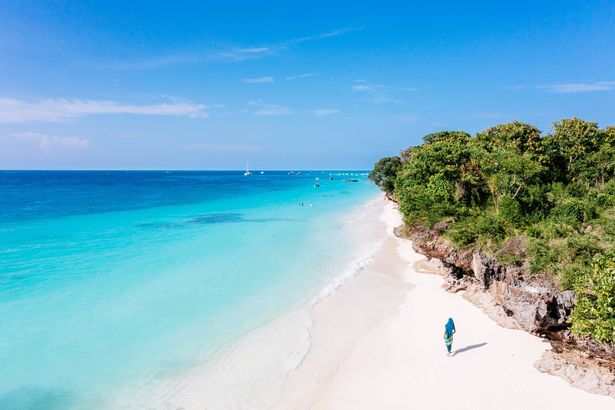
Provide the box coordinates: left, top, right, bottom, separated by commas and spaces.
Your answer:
405, 225, 577, 335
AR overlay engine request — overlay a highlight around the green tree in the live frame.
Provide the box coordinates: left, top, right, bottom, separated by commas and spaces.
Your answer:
371, 117, 615, 345
557, 125, 615, 187
550, 118, 600, 180
476, 121, 543, 157
475, 148, 544, 215
395, 134, 473, 225
423, 130, 471, 145
368, 156, 402, 195
571, 252, 615, 344
580, 142, 615, 187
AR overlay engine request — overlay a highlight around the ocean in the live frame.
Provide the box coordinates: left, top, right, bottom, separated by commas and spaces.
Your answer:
0, 171, 380, 409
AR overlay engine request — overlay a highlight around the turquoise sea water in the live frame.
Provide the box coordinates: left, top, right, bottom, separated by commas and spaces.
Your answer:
0, 171, 377, 409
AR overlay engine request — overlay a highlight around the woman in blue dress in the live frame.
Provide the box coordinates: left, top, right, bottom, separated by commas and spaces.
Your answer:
444, 317, 456, 356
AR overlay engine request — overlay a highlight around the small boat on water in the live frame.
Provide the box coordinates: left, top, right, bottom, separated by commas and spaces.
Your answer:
244, 163, 252, 176
344, 179, 359, 183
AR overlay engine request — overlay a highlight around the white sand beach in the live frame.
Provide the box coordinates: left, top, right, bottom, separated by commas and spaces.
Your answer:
276, 200, 615, 409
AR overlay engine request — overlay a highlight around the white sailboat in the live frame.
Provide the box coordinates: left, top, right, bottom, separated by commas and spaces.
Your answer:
243, 163, 252, 176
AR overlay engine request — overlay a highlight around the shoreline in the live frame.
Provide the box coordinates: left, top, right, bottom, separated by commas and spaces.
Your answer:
105, 195, 387, 409
276, 200, 615, 409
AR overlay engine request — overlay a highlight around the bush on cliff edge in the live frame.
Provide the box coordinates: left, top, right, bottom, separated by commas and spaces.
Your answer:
571, 252, 615, 344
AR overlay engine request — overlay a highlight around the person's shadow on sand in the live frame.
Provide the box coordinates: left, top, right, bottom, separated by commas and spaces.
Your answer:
454, 342, 487, 356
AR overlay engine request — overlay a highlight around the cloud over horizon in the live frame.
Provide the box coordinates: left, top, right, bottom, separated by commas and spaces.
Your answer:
249, 101, 293, 116
351, 80, 417, 104
504, 81, 615, 94
285, 73, 317, 80
181, 143, 261, 152
240, 76, 274, 84
104, 28, 360, 69
0, 98, 210, 123
538, 82, 615, 94
7, 131, 88, 150
313, 109, 339, 116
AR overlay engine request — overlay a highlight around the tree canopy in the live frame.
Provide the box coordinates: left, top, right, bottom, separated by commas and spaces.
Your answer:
368, 156, 401, 195
371, 118, 615, 344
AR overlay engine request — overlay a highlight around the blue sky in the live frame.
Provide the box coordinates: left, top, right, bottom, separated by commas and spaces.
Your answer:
1, 1, 614, 169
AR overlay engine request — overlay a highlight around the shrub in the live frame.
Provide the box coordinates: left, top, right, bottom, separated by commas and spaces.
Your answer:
571, 252, 615, 344
551, 198, 596, 227
446, 213, 508, 249
499, 196, 522, 225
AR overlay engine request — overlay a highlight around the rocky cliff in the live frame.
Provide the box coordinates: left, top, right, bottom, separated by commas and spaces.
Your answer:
397, 221, 615, 390
403, 222, 576, 335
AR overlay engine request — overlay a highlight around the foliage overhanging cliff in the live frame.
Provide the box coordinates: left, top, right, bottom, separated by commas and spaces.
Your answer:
370, 118, 615, 344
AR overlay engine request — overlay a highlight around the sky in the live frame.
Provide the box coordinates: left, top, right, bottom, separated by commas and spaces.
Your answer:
1, 1, 614, 170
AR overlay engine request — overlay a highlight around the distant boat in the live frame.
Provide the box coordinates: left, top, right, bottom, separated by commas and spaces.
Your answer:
244, 163, 252, 176
260, 171, 265, 175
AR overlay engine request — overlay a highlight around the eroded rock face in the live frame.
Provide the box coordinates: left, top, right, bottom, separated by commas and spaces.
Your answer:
536, 350, 615, 398
471, 252, 487, 286
406, 225, 574, 335
400, 222, 615, 393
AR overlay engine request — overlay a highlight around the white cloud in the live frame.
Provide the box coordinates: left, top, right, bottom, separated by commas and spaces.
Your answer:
8, 132, 88, 150
104, 54, 205, 69
254, 105, 293, 116
351, 84, 377, 91
225, 29, 356, 62
238, 47, 270, 54
249, 101, 293, 116
216, 47, 272, 62
103, 28, 361, 69
351, 83, 394, 104
240, 76, 274, 84
537, 82, 615, 94
103, 48, 273, 68
182, 143, 261, 151
350, 80, 416, 104
313, 109, 339, 116
286, 28, 350, 44
285, 72, 317, 80
0, 98, 209, 123
503, 81, 615, 94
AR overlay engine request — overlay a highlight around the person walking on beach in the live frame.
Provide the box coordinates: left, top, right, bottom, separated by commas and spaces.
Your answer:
444, 317, 456, 356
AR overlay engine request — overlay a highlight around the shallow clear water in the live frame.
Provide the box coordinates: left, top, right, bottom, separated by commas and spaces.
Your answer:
0, 171, 377, 409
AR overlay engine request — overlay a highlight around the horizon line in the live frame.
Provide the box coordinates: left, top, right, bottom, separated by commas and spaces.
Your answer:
0, 168, 372, 172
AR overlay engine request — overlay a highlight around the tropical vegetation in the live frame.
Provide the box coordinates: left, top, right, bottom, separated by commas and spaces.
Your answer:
370, 118, 615, 343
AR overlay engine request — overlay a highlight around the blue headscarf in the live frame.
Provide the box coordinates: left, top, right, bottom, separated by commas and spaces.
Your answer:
445, 317, 455, 337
